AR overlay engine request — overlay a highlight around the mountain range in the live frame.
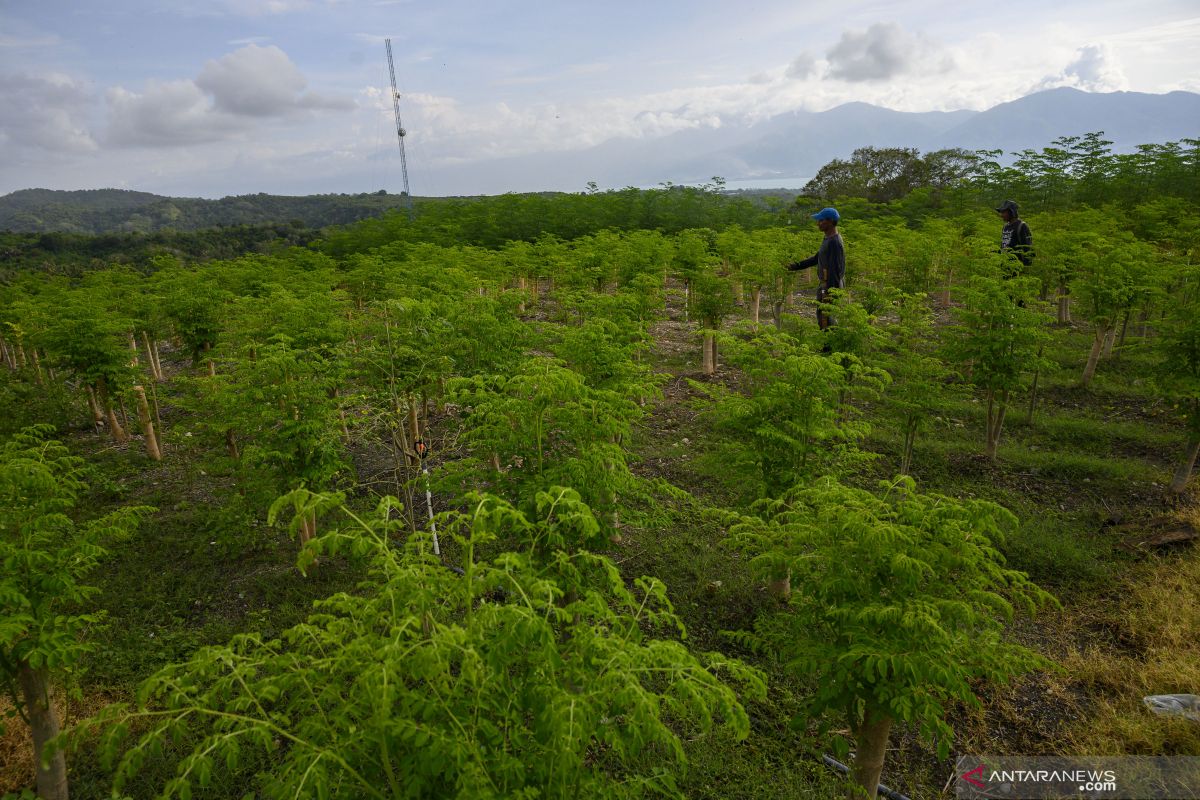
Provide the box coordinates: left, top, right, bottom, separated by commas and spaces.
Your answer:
425, 86, 1200, 194
422, 86, 1200, 194
3, 86, 1198, 232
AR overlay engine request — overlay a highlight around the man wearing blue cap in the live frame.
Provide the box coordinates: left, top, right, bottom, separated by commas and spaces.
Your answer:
787, 207, 845, 331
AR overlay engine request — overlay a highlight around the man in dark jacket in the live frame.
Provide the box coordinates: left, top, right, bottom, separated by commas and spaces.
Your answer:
787, 207, 845, 331
996, 199, 1033, 275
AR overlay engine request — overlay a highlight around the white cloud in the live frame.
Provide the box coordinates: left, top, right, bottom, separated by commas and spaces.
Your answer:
106, 80, 241, 146
196, 44, 353, 116
786, 52, 818, 80
105, 44, 354, 147
1033, 43, 1130, 93
826, 22, 952, 82
0, 72, 98, 152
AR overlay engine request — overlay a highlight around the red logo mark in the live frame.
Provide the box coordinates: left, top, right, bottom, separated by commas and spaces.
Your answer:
960, 764, 986, 789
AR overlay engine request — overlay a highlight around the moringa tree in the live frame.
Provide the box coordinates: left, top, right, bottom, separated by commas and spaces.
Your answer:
80, 490, 764, 800
725, 476, 1055, 799
1, 427, 151, 800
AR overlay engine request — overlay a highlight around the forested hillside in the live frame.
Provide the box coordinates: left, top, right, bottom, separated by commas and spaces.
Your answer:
0, 189, 420, 234
2, 133, 1199, 800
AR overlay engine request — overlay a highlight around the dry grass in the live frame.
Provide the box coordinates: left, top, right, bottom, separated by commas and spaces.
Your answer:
1056, 536, 1200, 755
0, 689, 118, 795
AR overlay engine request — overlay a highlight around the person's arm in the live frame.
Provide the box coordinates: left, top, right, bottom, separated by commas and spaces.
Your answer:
786, 253, 819, 271
1014, 221, 1034, 266
825, 237, 845, 288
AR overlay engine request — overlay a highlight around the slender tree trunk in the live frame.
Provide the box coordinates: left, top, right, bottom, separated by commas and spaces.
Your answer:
407, 394, 421, 456
142, 331, 162, 380
17, 343, 28, 368
940, 267, 954, 308
700, 331, 715, 374
768, 572, 791, 599
1115, 308, 1132, 352
985, 390, 1000, 461
85, 385, 104, 432
151, 340, 164, 379
773, 275, 787, 329
128, 332, 139, 366
18, 660, 69, 800
517, 276, 527, 314
1057, 285, 1071, 324
298, 513, 317, 549
96, 379, 128, 443
225, 428, 240, 460
849, 711, 893, 800
491, 453, 502, 472
1101, 325, 1117, 358
133, 386, 162, 461
1170, 434, 1200, 494
1081, 324, 1108, 388
30, 347, 45, 385
751, 286, 761, 326
0, 335, 13, 369
683, 280, 690, 322
148, 380, 163, 446
118, 395, 130, 432
394, 399, 415, 466
1026, 345, 1044, 424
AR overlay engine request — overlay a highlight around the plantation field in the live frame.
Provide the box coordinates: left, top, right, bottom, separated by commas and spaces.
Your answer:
2, 171, 1200, 799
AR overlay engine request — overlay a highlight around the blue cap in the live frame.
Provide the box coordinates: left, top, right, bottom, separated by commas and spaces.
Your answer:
811, 207, 840, 222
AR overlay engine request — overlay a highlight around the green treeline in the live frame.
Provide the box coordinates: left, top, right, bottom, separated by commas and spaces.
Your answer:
0, 189, 413, 235
802, 133, 1200, 211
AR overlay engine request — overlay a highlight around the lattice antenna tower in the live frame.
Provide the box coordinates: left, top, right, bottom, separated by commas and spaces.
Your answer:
384, 38, 413, 216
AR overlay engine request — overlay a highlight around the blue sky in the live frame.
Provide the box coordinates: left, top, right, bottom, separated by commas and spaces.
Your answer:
1, 0, 1198, 197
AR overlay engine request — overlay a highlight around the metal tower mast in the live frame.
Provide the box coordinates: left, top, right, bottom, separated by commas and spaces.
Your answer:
384, 38, 413, 216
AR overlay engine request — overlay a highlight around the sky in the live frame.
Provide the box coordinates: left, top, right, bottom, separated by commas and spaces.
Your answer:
1, 0, 1198, 198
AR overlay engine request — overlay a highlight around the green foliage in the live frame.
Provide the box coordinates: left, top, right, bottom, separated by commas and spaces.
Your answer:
690, 270, 735, 328
724, 475, 1057, 755
803, 146, 977, 204
553, 317, 663, 401
82, 491, 764, 799
1156, 292, 1200, 427
692, 328, 877, 497
185, 334, 351, 506
945, 274, 1049, 456
446, 359, 640, 534
40, 294, 133, 393
156, 267, 229, 363
1, 427, 152, 702
879, 294, 965, 473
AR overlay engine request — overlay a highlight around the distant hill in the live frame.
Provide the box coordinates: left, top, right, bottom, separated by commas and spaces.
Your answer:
0, 189, 422, 234
5, 87, 1197, 228
931, 87, 1200, 153
425, 87, 1200, 194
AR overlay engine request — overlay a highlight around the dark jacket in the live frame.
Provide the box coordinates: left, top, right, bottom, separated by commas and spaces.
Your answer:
1001, 219, 1034, 268
788, 233, 846, 290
